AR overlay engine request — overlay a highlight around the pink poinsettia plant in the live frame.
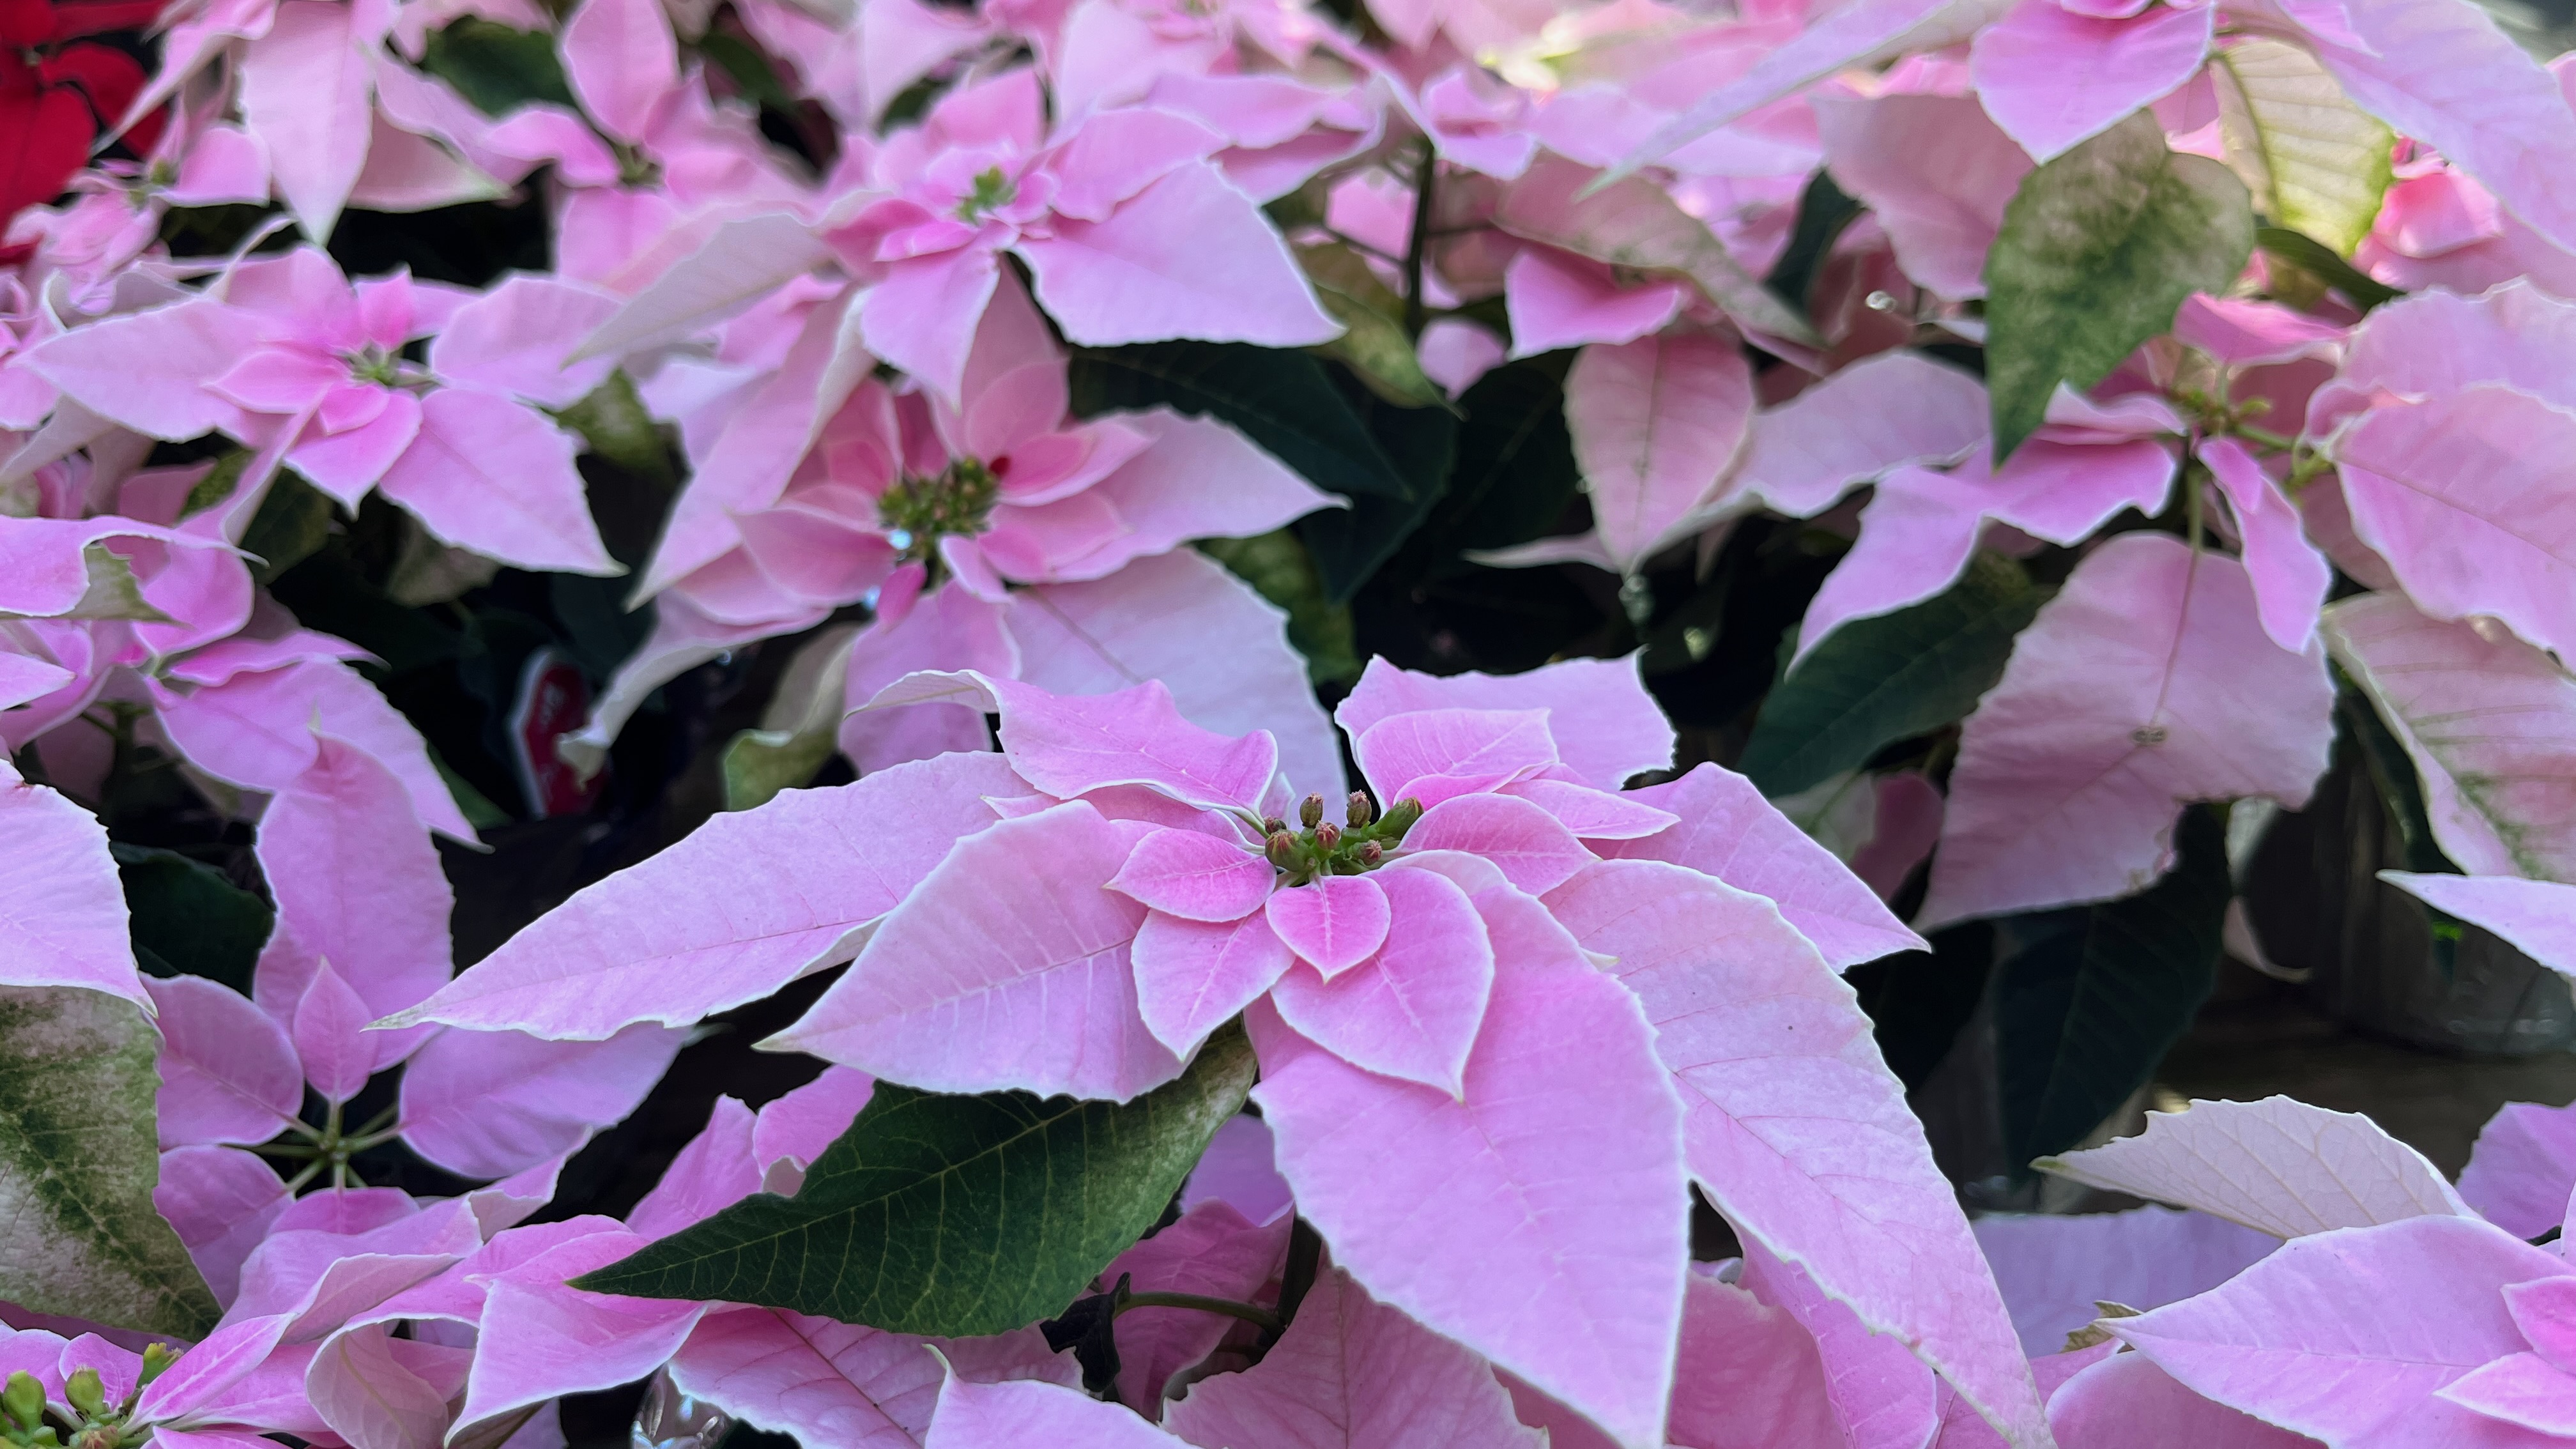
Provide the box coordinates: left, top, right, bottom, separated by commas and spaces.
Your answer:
17, 0, 2576, 1438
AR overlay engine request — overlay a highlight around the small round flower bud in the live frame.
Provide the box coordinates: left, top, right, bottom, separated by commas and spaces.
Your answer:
1378, 797, 1424, 837
1357, 841, 1383, 865
70, 1428, 114, 1449
63, 1370, 102, 1421
1346, 791, 1374, 827
139, 1344, 176, 1387
4, 1370, 43, 1433
1265, 831, 1301, 870
1262, 818, 1287, 837
1298, 793, 1325, 828
1315, 822, 1341, 852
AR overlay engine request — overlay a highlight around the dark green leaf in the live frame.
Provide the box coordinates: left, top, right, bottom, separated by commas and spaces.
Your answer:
556, 371, 678, 486
1297, 383, 1456, 602
1069, 339, 1452, 602
1853, 921, 1995, 1094
420, 19, 577, 117
1739, 552, 2048, 796
1765, 171, 1863, 310
1993, 807, 2230, 1170
1068, 343, 1414, 502
2255, 226, 2403, 312
1410, 359, 1578, 562
698, 33, 798, 112
432, 751, 513, 832
1638, 570, 1731, 677
574, 1027, 1259, 1333
1197, 532, 1360, 686
387, 521, 502, 606
2333, 682, 2452, 875
1296, 243, 1451, 411
266, 547, 462, 676
1984, 111, 2255, 458
240, 472, 337, 586
111, 845, 271, 993
0, 986, 220, 1337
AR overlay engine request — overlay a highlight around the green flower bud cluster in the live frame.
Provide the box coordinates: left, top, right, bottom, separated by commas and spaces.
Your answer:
877, 457, 1002, 559
3, 1370, 54, 1448
6, 1346, 182, 1449
1263, 792, 1420, 884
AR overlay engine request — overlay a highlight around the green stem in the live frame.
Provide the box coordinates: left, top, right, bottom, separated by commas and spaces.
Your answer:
1266, 1218, 1324, 1344
1322, 228, 1398, 265
1114, 1293, 1283, 1334
2185, 459, 2207, 555
1402, 138, 1436, 339
2230, 422, 2298, 452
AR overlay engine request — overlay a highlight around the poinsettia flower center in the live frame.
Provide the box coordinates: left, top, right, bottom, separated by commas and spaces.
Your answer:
1262, 790, 1423, 885
877, 456, 1002, 558
254, 1094, 403, 1193
956, 165, 1018, 222
18, 1344, 177, 1449
341, 342, 410, 388
615, 141, 663, 188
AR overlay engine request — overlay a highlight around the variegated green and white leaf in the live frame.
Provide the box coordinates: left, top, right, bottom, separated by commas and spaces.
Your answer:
0, 985, 219, 1337
722, 623, 861, 812
0, 544, 174, 624
2213, 38, 2395, 257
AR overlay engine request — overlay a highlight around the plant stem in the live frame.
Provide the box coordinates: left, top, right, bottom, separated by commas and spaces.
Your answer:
1266, 1218, 1324, 1346
1115, 1292, 1283, 1333
1402, 138, 1436, 339
2185, 459, 2206, 555
2231, 422, 2298, 451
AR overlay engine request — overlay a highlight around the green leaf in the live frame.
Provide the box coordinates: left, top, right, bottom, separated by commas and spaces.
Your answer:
1296, 385, 1456, 603
179, 448, 252, 519
1412, 358, 1579, 564
574, 1026, 1259, 1333
1765, 170, 1864, 311
697, 33, 797, 112
1993, 807, 2230, 1170
1854, 921, 1995, 1094
1068, 342, 1414, 502
2212, 39, 2394, 258
2255, 226, 2404, 312
2329, 677, 2455, 876
1197, 532, 1361, 686
420, 18, 577, 117
387, 519, 501, 607
1984, 110, 2255, 459
24, 546, 176, 624
556, 371, 678, 485
111, 845, 271, 993
0, 986, 220, 1337
431, 751, 513, 832
722, 728, 839, 811
723, 623, 862, 811
1738, 553, 2048, 797
1297, 243, 1451, 411
239, 472, 337, 587
1067, 341, 1450, 602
